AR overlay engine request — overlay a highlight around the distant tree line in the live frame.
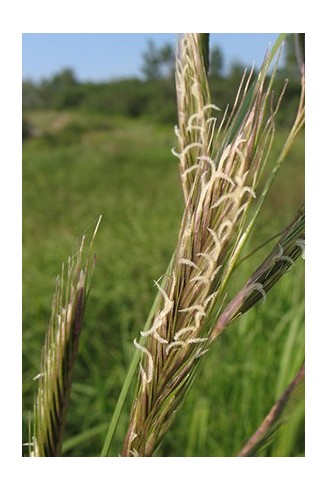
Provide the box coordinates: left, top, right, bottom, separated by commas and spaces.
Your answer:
23, 36, 303, 127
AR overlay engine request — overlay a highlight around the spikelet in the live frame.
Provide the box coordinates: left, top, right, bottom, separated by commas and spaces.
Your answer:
121, 33, 305, 458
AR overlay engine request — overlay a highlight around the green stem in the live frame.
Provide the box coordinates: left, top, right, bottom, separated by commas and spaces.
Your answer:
100, 348, 141, 456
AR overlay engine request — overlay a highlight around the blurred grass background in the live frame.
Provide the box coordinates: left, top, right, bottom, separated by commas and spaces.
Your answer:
22, 107, 304, 456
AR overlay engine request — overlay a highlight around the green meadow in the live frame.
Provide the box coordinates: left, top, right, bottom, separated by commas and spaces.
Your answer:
22, 109, 304, 456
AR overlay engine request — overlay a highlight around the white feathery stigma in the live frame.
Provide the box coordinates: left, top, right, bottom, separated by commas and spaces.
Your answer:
133, 339, 154, 384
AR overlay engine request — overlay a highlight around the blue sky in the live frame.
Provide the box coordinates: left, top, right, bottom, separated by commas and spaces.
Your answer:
22, 33, 281, 82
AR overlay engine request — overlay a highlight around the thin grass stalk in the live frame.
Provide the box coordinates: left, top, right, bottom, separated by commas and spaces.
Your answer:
238, 362, 305, 457
120, 34, 304, 457
30, 217, 101, 457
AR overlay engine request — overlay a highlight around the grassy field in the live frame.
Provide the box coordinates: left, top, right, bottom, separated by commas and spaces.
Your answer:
22, 109, 304, 456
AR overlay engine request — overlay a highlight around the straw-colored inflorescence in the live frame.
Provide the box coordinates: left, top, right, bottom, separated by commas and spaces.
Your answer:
30, 218, 101, 456
121, 34, 304, 457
